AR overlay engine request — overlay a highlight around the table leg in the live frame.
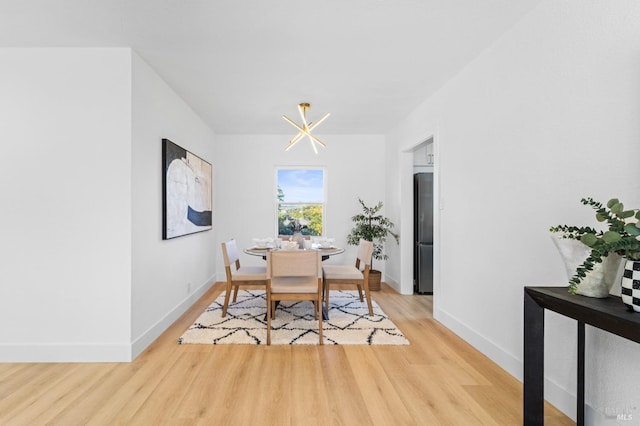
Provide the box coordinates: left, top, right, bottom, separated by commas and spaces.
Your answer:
524, 290, 545, 426
577, 321, 585, 426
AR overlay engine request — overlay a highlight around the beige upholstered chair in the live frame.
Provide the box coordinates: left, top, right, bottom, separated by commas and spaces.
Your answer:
221, 239, 267, 317
266, 250, 323, 345
322, 239, 375, 316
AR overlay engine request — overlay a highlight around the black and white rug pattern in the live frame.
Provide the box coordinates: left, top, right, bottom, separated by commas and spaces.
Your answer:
178, 290, 409, 345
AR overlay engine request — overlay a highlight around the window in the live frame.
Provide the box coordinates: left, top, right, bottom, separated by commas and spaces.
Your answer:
276, 168, 324, 237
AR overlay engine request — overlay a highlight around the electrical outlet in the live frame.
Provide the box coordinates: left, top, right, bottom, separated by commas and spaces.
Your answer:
187, 282, 192, 293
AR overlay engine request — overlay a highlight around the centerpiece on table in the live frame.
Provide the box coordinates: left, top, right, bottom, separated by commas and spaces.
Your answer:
347, 198, 399, 291
283, 217, 309, 249
550, 197, 640, 311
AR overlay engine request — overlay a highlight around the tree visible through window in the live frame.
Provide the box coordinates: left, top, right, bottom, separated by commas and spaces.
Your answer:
277, 168, 324, 236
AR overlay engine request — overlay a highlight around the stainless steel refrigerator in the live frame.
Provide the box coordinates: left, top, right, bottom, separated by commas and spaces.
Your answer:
414, 173, 433, 294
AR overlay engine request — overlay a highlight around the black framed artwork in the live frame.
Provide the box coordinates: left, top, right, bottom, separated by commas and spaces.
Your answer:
162, 138, 212, 239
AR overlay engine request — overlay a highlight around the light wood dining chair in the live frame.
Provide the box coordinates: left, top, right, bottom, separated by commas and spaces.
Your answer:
322, 239, 375, 316
221, 239, 267, 317
266, 250, 323, 345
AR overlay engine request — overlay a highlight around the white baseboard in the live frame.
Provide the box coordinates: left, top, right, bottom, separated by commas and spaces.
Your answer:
544, 375, 577, 422
382, 275, 401, 292
0, 277, 216, 363
131, 277, 215, 359
437, 308, 576, 422
0, 343, 131, 363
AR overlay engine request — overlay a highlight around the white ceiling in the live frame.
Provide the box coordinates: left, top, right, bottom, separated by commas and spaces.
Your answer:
0, 0, 541, 134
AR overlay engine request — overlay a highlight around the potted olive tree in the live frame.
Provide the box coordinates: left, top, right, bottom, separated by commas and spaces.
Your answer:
347, 198, 399, 291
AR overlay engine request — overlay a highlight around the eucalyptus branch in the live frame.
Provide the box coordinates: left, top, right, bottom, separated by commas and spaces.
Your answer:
582, 197, 636, 233
555, 197, 640, 293
549, 225, 598, 239
568, 238, 640, 293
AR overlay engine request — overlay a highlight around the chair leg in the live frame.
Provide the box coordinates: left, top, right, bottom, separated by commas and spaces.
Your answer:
362, 280, 374, 316
232, 284, 240, 302
318, 290, 323, 345
267, 292, 271, 345
222, 280, 233, 317
356, 284, 364, 302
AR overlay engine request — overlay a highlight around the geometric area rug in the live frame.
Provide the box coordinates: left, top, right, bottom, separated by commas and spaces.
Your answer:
178, 289, 409, 345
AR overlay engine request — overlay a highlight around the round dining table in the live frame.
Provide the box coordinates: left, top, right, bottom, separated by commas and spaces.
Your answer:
244, 246, 344, 261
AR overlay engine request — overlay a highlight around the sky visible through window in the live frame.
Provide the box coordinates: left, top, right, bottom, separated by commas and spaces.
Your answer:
277, 169, 323, 202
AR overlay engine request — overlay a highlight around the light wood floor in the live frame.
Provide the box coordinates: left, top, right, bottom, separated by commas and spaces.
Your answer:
0, 283, 572, 425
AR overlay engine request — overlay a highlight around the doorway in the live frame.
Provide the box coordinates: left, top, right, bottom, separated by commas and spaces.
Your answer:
412, 139, 434, 295
400, 135, 439, 317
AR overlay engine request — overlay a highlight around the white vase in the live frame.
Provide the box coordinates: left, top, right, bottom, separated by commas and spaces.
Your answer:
551, 235, 623, 298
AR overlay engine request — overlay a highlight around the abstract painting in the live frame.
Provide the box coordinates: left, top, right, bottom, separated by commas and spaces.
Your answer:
162, 138, 212, 239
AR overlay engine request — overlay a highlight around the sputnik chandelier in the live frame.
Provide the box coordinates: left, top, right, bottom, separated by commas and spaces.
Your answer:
282, 102, 330, 154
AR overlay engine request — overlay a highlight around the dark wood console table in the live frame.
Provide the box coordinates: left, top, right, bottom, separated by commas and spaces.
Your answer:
523, 286, 640, 426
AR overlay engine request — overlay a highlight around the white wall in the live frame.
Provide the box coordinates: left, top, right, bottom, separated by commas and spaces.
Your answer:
0, 48, 132, 361
0, 48, 217, 362
130, 53, 217, 358
386, 1, 640, 422
214, 134, 386, 277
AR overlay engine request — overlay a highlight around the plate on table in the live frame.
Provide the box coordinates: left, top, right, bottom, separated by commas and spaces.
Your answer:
250, 246, 271, 251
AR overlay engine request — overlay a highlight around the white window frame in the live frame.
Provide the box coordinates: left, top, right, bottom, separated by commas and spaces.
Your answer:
275, 166, 327, 237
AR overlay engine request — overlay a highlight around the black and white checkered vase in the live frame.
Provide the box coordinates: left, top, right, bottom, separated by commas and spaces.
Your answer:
621, 259, 640, 312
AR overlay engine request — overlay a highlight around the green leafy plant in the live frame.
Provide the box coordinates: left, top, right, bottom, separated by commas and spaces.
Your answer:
347, 198, 399, 266
548, 225, 598, 240
551, 198, 640, 294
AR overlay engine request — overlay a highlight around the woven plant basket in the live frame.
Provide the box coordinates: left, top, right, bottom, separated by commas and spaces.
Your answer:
369, 270, 382, 291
